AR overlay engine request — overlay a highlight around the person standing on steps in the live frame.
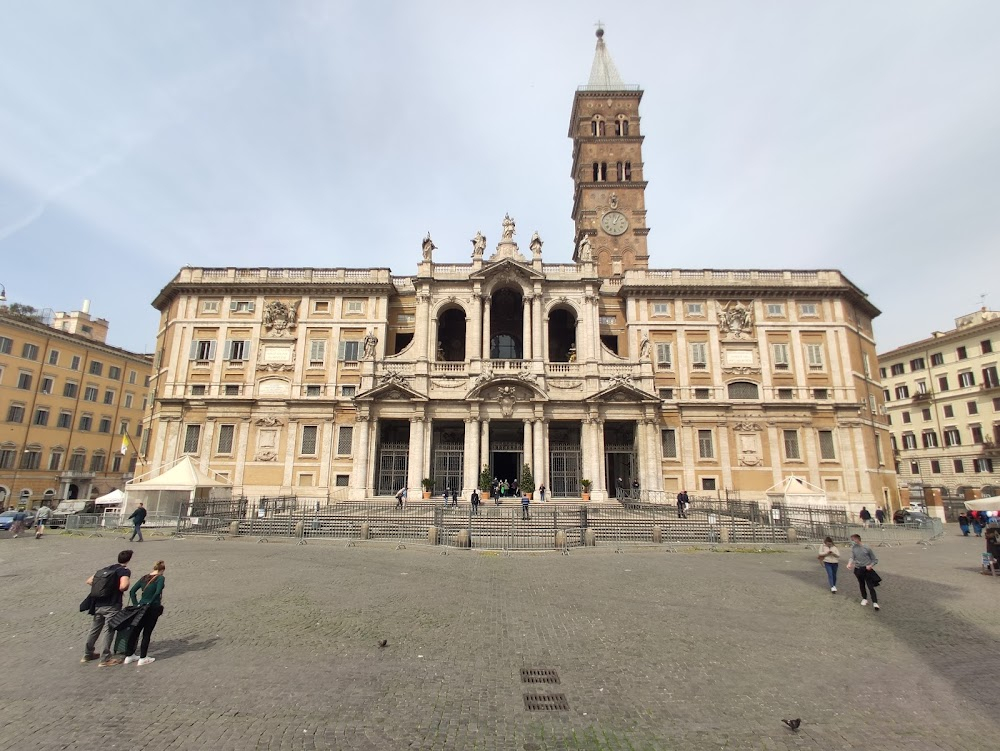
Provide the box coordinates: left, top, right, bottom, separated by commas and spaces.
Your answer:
848, 534, 880, 610
521, 493, 530, 520
676, 490, 689, 519
128, 503, 147, 542
470, 488, 480, 515
817, 536, 840, 593
538, 484, 546, 503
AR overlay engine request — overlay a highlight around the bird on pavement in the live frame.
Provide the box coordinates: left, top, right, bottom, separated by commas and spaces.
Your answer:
782, 718, 801, 731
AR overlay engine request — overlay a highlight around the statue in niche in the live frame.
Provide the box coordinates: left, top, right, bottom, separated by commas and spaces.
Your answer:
363, 329, 379, 360
262, 300, 299, 336
578, 234, 593, 262
471, 231, 486, 259
501, 213, 516, 242
610, 193, 619, 209
639, 334, 650, 361
422, 232, 436, 261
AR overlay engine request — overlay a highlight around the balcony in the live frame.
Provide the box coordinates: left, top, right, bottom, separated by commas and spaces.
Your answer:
912, 392, 932, 401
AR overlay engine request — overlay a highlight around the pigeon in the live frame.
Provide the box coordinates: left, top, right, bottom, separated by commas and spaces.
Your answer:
782, 718, 801, 732
378, 639, 388, 649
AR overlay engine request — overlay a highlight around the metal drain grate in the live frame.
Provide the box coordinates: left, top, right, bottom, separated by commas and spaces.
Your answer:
523, 693, 569, 711
520, 668, 560, 684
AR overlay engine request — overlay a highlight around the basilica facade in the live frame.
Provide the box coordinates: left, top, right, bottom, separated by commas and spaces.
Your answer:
143, 32, 898, 509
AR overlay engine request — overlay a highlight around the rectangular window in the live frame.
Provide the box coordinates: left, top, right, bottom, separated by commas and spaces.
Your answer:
883, 389, 890, 402
930, 460, 941, 474
135, 424, 142, 437
103, 389, 115, 405
112, 454, 122, 473
813, 388, 828, 400
655, 342, 672, 367
983, 366, 1000, 388
971, 425, 984, 444
313, 300, 330, 313
88, 360, 103, 376
222, 384, 240, 396
690, 342, 707, 367
783, 430, 801, 459
225, 340, 249, 361
659, 388, 674, 400
6, 404, 25, 423
128, 370, 137, 385
921, 431, 938, 448
338, 341, 361, 361
686, 302, 703, 316
300, 425, 318, 455
119, 420, 128, 435
958, 371, 975, 388
0, 336, 11, 354
20, 450, 41, 470
306, 385, 322, 397
697, 429, 714, 459
930, 352, 944, 366
922, 408, 931, 420
957, 346, 967, 360
982, 339, 994, 354
217, 424, 235, 454
124, 393, 134, 408
98, 418, 111, 433
83, 386, 98, 402
694, 387, 711, 399
40, 376, 54, 394
345, 299, 365, 314
954, 459, 964, 473
915, 380, 927, 394
48, 350, 60, 366
818, 430, 836, 460
869, 395, 877, 413
49, 451, 63, 471
995, 396, 1000, 410
190, 384, 207, 396
766, 303, 784, 317
895, 385, 909, 399
805, 343, 824, 368
879, 367, 887, 379
974, 458, 994, 473
777, 388, 794, 399
772, 343, 790, 368
309, 340, 326, 365
968, 401, 979, 415
201, 300, 220, 313
230, 300, 255, 313
0, 449, 14, 469
799, 303, 818, 316
909, 357, 925, 371
79, 414, 92, 431
17, 371, 32, 390
340, 385, 357, 397
33, 408, 49, 426
108, 366, 121, 380
910, 461, 919, 474
863, 353, 871, 377
943, 405, 954, 418
701, 477, 716, 491
57, 411, 72, 428
890, 363, 905, 376
21, 342, 39, 360
652, 302, 670, 316
183, 425, 201, 453
70, 355, 81, 370
902, 433, 917, 449
89, 454, 106, 472
944, 428, 961, 447
69, 453, 86, 472
335, 474, 350, 487
337, 426, 353, 455
190, 340, 217, 361
661, 429, 677, 458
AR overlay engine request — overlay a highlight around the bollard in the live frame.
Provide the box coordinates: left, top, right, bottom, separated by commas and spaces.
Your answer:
652, 526, 662, 544
786, 527, 797, 543
360, 522, 370, 540
294, 521, 304, 538
720, 527, 730, 544
455, 529, 471, 548
427, 526, 439, 546
583, 528, 597, 547
229, 521, 239, 537
555, 530, 567, 549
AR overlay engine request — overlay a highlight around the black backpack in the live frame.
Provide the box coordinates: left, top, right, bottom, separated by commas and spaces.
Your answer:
90, 565, 121, 601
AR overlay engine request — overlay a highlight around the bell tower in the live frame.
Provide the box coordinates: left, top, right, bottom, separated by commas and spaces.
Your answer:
569, 27, 649, 274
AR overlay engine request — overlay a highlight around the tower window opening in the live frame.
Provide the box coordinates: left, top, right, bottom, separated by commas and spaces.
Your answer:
624, 162, 632, 181
616, 116, 629, 136
616, 162, 623, 181
591, 117, 606, 137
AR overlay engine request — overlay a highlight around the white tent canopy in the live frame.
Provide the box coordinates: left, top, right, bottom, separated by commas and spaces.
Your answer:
764, 476, 827, 506
123, 456, 232, 520
94, 488, 124, 505
964, 497, 1000, 512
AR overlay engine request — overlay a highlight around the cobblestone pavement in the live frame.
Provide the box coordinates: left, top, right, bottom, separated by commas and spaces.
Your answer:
0, 527, 997, 750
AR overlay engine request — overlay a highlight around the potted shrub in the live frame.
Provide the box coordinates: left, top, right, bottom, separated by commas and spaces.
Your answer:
580, 479, 592, 501
479, 465, 492, 499
520, 463, 535, 500
421, 478, 434, 500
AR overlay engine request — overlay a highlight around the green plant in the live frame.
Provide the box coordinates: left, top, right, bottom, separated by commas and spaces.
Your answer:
421, 477, 434, 491
479, 465, 492, 492
580, 479, 592, 492
519, 463, 535, 495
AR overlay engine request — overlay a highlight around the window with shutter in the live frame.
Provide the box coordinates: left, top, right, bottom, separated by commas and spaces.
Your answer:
655, 342, 672, 367
183, 425, 201, 453
690, 342, 707, 367
783, 430, 800, 459
661, 429, 677, 458
300, 426, 318, 455
337, 426, 353, 455
310, 340, 326, 365
818, 430, 836, 460
806, 344, 824, 368
772, 343, 789, 367
217, 425, 235, 454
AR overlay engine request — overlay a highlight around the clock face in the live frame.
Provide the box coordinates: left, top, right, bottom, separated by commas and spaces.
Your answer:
601, 210, 629, 236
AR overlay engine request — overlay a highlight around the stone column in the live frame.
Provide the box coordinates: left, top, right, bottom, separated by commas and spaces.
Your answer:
523, 419, 533, 478
414, 290, 430, 362
594, 418, 606, 495
407, 415, 425, 497
532, 294, 543, 360
470, 293, 482, 361
480, 419, 490, 469
644, 417, 662, 492
352, 415, 371, 499
522, 297, 532, 362
465, 417, 480, 493
533, 418, 545, 490
482, 296, 492, 360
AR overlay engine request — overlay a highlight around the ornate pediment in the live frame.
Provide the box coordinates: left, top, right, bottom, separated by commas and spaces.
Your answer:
584, 380, 659, 404
262, 300, 300, 337
466, 371, 547, 401
355, 379, 427, 403
469, 256, 545, 284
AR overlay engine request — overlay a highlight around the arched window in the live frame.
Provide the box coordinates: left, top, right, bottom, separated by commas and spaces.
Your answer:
727, 381, 760, 400
591, 116, 606, 137
593, 163, 608, 181
616, 115, 629, 136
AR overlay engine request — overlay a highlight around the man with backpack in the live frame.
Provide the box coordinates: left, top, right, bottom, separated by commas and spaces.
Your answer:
128, 502, 147, 542
82, 550, 133, 666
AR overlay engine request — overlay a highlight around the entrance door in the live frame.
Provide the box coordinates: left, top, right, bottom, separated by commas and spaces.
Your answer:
490, 451, 521, 489
376, 444, 408, 496
605, 452, 636, 498
549, 449, 581, 497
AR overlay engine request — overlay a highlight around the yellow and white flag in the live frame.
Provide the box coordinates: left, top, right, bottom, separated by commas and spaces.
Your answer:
120, 434, 130, 456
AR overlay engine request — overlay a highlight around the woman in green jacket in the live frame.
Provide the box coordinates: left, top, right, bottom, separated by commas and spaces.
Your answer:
123, 560, 166, 666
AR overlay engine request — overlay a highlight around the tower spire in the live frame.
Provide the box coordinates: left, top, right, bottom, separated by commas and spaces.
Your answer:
587, 25, 625, 90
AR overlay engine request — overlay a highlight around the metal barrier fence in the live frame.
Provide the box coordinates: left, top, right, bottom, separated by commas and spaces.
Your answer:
65, 513, 181, 536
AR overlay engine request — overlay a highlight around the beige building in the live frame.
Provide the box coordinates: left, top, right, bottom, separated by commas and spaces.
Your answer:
0, 301, 153, 507
143, 31, 897, 510
879, 308, 1000, 509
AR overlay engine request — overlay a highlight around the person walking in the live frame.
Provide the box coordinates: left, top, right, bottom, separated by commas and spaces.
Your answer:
394, 486, 406, 510
848, 534, 880, 610
521, 493, 530, 520
123, 560, 166, 666
971, 512, 984, 537
958, 513, 970, 537
859, 507, 872, 528
10, 507, 26, 537
817, 536, 840, 593
538, 484, 546, 503
874, 507, 885, 526
451, 487, 459, 507
676, 490, 689, 519
128, 503, 147, 542
470, 488, 480, 515
82, 549, 133, 666
34, 504, 51, 539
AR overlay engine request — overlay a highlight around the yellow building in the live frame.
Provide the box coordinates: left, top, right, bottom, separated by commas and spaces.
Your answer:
143, 31, 897, 512
0, 301, 153, 508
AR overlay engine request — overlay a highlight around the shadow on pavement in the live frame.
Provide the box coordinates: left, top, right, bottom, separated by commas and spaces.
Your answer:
154, 635, 220, 658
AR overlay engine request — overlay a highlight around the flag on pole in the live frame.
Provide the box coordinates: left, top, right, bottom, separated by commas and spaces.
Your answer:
120, 434, 130, 456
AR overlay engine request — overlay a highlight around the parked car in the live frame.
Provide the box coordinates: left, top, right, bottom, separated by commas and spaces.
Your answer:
0, 509, 36, 530
902, 510, 934, 527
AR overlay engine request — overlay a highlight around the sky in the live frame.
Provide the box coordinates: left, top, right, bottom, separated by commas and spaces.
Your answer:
1, 1, 999, 355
